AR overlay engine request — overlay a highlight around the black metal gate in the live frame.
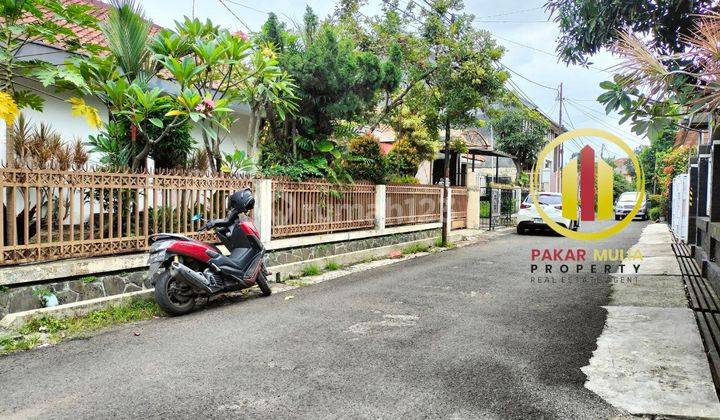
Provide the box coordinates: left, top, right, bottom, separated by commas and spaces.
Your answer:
479, 186, 517, 230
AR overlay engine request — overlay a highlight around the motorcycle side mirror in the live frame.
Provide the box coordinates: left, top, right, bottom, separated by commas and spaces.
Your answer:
191, 213, 203, 222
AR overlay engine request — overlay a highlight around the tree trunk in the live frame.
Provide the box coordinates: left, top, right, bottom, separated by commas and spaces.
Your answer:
132, 141, 152, 171
250, 110, 261, 157
200, 130, 214, 172
441, 117, 451, 246
246, 106, 256, 156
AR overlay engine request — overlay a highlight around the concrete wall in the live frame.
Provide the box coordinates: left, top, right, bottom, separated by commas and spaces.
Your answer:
0, 80, 253, 166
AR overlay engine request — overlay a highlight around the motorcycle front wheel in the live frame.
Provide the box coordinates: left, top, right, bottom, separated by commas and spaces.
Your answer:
255, 272, 272, 297
154, 270, 196, 316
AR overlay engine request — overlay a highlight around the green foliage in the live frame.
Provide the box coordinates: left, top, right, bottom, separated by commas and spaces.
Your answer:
657, 146, 692, 199
649, 207, 662, 222
636, 127, 676, 191
449, 137, 468, 154
479, 201, 490, 218
81, 276, 97, 284
257, 8, 397, 182
221, 150, 257, 175
492, 107, 550, 172
612, 172, 633, 201
387, 108, 437, 177
325, 261, 341, 271
301, 264, 321, 276
345, 134, 386, 183
434, 237, 454, 248
388, 175, 419, 185
547, 0, 715, 65
402, 243, 430, 255
0, 0, 100, 112
648, 194, 668, 219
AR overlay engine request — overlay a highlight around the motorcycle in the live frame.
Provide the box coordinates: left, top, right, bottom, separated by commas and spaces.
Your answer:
147, 189, 271, 315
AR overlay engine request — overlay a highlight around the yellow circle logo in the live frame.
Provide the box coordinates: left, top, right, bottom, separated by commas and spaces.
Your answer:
529, 128, 645, 241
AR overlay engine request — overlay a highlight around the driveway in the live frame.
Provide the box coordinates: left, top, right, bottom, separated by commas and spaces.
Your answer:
0, 222, 648, 419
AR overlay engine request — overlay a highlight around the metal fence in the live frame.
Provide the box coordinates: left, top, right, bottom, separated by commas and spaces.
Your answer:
451, 187, 468, 229
479, 186, 517, 230
0, 167, 253, 265
271, 180, 376, 238
385, 184, 442, 227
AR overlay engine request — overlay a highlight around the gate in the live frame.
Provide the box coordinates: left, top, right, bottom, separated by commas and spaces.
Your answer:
479, 185, 517, 230
671, 173, 689, 242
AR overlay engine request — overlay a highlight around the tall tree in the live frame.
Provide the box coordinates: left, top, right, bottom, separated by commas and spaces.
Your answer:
417, 0, 507, 244
257, 7, 397, 181
492, 106, 550, 177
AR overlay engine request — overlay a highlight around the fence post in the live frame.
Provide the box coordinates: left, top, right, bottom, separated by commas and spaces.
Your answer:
466, 170, 480, 229
254, 178, 272, 244
375, 184, 386, 233
444, 187, 452, 237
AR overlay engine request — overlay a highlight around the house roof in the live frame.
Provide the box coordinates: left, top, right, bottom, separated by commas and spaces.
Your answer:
20, 0, 156, 51
22, 0, 247, 52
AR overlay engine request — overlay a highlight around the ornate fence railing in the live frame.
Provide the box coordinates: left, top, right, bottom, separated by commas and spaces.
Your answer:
385, 184, 442, 227
0, 167, 473, 265
0, 167, 253, 265
451, 187, 468, 229
271, 180, 376, 239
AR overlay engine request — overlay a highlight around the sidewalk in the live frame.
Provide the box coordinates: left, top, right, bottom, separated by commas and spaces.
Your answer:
582, 223, 720, 418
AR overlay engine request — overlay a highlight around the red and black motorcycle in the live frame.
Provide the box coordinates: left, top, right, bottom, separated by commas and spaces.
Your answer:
147, 189, 271, 315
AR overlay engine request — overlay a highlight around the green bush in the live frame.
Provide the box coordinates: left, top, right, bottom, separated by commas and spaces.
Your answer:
346, 134, 386, 184
388, 175, 419, 184
301, 265, 321, 276
649, 207, 662, 221
479, 201, 490, 218
402, 243, 430, 255
325, 261, 341, 271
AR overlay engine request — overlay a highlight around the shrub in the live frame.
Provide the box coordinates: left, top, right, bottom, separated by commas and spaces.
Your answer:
301, 265, 321, 276
649, 207, 662, 221
346, 134, 386, 184
402, 243, 430, 255
388, 175, 419, 184
325, 261, 341, 271
386, 108, 437, 178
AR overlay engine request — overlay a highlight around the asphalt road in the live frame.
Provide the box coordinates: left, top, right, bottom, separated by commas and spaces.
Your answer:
0, 222, 647, 419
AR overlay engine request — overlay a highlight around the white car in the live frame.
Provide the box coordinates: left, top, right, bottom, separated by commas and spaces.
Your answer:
516, 192, 579, 234
614, 191, 648, 220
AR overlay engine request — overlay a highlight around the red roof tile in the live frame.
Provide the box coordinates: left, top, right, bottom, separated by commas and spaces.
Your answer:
22, 0, 162, 52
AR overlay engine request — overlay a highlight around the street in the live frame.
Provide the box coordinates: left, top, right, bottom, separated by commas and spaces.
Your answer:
0, 222, 647, 419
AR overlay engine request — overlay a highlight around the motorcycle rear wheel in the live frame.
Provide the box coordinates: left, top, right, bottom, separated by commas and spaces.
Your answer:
154, 270, 196, 316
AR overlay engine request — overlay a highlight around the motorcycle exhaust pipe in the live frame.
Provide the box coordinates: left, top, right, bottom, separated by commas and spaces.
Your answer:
170, 261, 212, 293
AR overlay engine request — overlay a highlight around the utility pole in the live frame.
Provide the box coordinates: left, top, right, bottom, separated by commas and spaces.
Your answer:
440, 13, 456, 246
558, 82, 563, 128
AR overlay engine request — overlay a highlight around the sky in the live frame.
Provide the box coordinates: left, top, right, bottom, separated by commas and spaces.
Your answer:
140, 0, 647, 159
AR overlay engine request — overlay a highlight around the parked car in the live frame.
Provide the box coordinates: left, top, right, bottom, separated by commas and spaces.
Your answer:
516, 192, 579, 234
614, 191, 648, 220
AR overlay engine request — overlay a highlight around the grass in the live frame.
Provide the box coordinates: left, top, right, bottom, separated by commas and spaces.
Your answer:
80, 276, 97, 283
434, 238, 456, 248
1, 299, 162, 356
402, 243, 430, 255
325, 261, 342, 271
301, 264, 321, 277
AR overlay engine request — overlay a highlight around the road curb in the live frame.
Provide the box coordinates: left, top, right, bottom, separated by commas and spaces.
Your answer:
0, 228, 511, 329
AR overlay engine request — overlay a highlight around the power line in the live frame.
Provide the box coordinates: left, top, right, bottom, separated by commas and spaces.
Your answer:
474, 6, 544, 20
217, 0, 252, 32
224, 0, 267, 15
564, 100, 645, 146
501, 64, 557, 91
